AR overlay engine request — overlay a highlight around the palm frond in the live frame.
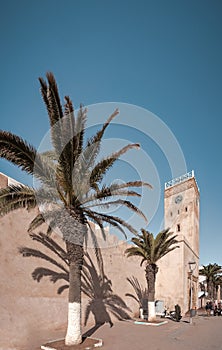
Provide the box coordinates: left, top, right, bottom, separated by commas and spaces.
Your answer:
0, 185, 37, 216
59, 96, 76, 195
0, 131, 59, 189
125, 246, 147, 261
84, 199, 147, 224
40, 150, 58, 160
74, 105, 87, 161
125, 228, 179, 267
87, 109, 119, 150
39, 72, 63, 127
153, 228, 179, 260
90, 143, 140, 185
81, 188, 142, 207
39, 73, 76, 196
0, 131, 37, 175
110, 180, 152, 190
85, 209, 137, 237
84, 209, 126, 237
83, 109, 119, 176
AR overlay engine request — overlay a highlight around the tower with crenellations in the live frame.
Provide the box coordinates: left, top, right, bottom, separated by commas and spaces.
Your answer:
155, 170, 200, 314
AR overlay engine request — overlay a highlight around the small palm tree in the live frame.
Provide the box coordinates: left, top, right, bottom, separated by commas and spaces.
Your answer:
0, 73, 151, 345
125, 228, 179, 321
199, 263, 222, 300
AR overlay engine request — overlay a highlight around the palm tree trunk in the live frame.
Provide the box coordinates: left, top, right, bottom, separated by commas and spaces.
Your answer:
208, 279, 213, 300
65, 241, 84, 345
145, 264, 158, 322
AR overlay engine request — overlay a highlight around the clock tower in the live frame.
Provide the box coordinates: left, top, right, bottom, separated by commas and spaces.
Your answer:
155, 170, 200, 314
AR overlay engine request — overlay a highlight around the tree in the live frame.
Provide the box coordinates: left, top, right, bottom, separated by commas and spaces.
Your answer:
0, 73, 150, 345
199, 263, 222, 300
125, 228, 179, 322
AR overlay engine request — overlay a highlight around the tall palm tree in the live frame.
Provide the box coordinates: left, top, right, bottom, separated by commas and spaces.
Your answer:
0, 73, 150, 345
199, 263, 222, 300
125, 228, 179, 322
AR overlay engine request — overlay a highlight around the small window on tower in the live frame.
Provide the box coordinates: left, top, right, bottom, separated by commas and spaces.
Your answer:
177, 224, 181, 232
170, 212, 173, 216
185, 207, 188, 212
178, 210, 180, 214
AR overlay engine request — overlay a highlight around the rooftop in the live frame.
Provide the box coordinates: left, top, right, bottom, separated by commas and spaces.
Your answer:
165, 170, 199, 191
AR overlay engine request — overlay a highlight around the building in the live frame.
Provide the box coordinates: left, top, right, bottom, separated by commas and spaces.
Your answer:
0, 170, 200, 348
155, 170, 200, 314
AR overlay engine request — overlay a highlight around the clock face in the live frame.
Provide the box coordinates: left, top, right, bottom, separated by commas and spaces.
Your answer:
175, 194, 183, 204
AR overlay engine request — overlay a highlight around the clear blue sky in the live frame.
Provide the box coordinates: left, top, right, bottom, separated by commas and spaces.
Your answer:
0, 0, 222, 266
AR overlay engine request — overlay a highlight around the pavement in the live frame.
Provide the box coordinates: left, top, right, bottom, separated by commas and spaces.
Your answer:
88, 315, 222, 350
33, 314, 222, 350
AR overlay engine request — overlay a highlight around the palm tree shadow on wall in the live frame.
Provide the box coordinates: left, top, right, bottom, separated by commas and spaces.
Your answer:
125, 276, 148, 316
19, 232, 131, 337
82, 251, 131, 335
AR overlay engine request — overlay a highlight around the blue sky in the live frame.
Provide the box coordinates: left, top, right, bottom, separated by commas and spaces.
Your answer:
0, 0, 222, 266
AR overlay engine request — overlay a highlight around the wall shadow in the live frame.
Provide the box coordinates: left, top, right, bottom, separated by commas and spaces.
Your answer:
82, 251, 131, 330
125, 276, 148, 314
19, 232, 131, 338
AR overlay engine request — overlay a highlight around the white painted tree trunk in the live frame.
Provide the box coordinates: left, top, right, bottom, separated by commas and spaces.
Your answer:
148, 301, 156, 322
65, 302, 82, 345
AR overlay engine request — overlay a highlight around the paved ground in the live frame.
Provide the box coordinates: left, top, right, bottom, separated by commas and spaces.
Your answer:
89, 316, 222, 350
34, 315, 222, 350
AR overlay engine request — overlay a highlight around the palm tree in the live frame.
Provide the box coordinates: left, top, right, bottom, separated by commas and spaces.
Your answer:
199, 263, 222, 300
125, 228, 179, 322
0, 73, 151, 345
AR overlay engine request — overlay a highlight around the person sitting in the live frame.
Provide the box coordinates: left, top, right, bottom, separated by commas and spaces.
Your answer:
214, 305, 218, 316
